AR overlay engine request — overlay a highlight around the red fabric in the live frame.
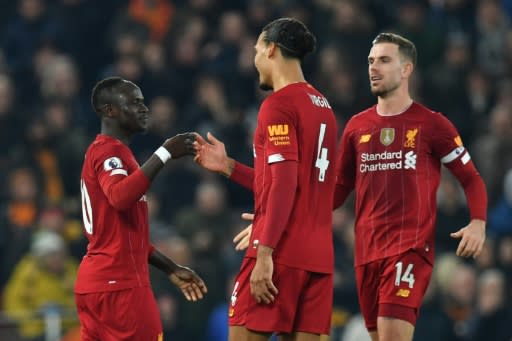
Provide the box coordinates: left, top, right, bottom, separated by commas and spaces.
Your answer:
75, 287, 162, 340
333, 183, 353, 209
230, 161, 254, 191
336, 102, 486, 266
228, 258, 333, 334
76, 134, 152, 293
245, 82, 338, 273
379, 304, 418, 327
445, 159, 488, 221
260, 160, 298, 248
101, 168, 149, 210
355, 249, 433, 330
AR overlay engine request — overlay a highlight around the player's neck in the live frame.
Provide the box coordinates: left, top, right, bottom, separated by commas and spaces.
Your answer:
376, 91, 413, 117
272, 63, 305, 92
101, 121, 131, 145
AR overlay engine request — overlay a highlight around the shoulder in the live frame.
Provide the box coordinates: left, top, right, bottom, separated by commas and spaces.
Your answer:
263, 83, 311, 110
87, 137, 130, 160
10, 256, 38, 279
355, 106, 376, 119
346, 106, 375, 129
412, 102, 455, 129
259, 93, 294, 121
412, 102, 445, 120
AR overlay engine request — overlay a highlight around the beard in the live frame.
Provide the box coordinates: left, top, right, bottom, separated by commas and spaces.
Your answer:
259, 82, 273, 91
370, 81, 400, 98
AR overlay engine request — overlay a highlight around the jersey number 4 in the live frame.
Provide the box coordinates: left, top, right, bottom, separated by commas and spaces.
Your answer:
315, 123, 330, 182
80, 179, 93, 234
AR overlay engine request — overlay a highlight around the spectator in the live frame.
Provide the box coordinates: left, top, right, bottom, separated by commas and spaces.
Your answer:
3, 231, 78, 341
473, 269, 512, 341
472, 102, 512, 206
0, 168, 41, 288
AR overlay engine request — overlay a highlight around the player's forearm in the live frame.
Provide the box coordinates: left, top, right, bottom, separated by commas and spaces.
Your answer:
260, 161, 297, 248
148, 248, 179, 275
257, 245, 274, 258
106, 149, 169, 210
461, 174, 488, 221
140, 154, 167, 181
449, 162, 488, 221
229, 160, 255, 191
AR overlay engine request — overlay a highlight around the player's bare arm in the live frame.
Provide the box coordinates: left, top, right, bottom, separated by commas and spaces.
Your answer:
193, 132, 235, 176
148, 249, 207, 302
250, 245, 278, 304
450, 219, 486, 258
140, 132, 197, 181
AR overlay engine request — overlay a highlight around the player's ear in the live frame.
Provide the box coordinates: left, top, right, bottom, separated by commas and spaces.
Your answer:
267, 41, 278, 58
102, 104, 116, 118
402, 61, 414, 78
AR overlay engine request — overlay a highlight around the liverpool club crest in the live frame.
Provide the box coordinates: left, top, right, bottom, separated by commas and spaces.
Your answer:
380, 128, 395, 146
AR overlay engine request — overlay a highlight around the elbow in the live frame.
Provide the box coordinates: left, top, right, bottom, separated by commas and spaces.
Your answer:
106, 190, 134, 211
108, 198, 132, 211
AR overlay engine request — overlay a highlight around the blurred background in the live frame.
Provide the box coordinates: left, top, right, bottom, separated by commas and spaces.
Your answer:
0, 0, 511, 340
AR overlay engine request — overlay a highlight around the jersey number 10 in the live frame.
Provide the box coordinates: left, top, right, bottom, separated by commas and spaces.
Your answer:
80, 179, 93, 234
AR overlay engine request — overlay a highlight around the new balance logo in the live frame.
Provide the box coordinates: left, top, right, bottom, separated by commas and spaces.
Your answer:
396, 289, 410, 298
404, 151, 417, 169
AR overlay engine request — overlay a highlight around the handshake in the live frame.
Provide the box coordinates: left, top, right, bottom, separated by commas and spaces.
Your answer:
161, 132, 253, 251
162, 131, 234, 177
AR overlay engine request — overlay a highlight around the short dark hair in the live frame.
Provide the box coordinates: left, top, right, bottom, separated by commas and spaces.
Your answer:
372, 33, 417, 66
91, 77, 125, 115
262, 18, 316, 61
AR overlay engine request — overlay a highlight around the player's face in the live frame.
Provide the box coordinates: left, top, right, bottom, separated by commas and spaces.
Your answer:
254, 32, 273, 91
368, 43, 408, 98
115, 83, 150, 133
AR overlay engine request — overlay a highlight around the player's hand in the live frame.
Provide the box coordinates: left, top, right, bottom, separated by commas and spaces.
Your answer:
250, 246, 278, 304
169, 266, 208, 302
233, 213, 253, 251
163, 133, 196, 159
450, 219, 486, 258
193, 132, 232, 176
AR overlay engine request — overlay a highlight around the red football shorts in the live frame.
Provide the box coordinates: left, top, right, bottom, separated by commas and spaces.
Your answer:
75, 286, 163, 341
228, 257, 333, 335
355, 248, 433, 331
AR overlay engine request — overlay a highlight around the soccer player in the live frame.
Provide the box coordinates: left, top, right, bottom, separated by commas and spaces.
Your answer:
194, 18, 338, 341
332, 33, 487, 341
75, 77, 207, 341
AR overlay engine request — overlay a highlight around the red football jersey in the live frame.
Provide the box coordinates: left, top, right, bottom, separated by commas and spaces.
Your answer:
337, 102, 475, 266
76, 134, 152, 293
245, 82, 338, 273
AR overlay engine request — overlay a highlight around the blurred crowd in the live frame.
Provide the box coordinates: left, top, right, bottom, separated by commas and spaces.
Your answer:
0, 0, 511, 340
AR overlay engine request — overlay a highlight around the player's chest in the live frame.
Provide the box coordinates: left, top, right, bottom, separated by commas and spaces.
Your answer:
353, 124, 431, 172
354, 124, 428, 153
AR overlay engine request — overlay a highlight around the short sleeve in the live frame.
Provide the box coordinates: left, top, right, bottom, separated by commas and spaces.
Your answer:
259, 97, 298, 164
430, 113, 471, 167
90, 143, 131, 193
